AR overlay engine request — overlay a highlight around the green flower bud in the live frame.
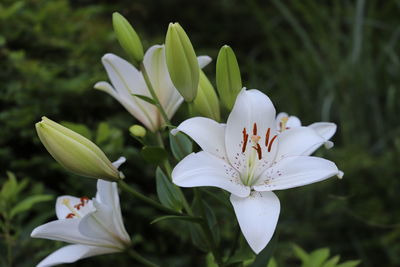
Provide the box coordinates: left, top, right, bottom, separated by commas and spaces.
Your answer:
36, 117, 121, 181
165, 22, 199, 102
193, 71, 220, 121
112, 12, 144, 65
216, 45, 242, 110
129, 124, 146, 137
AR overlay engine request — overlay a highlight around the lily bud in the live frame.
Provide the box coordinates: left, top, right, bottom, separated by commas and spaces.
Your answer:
165, 22, 199, 102
193, 71, 221, 121
216, 45, 242, 110
112, 12, 144, 65
129, 124, 146, 137
36, 117, 121, 181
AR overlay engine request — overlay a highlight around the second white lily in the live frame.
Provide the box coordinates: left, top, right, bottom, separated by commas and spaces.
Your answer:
95, 45, 211, 132
31, 158, 131, 267
171, 89, 343, 254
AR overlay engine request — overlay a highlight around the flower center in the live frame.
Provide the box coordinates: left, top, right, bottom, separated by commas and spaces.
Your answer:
63, 196, 90, 219
240, 123, 277, 186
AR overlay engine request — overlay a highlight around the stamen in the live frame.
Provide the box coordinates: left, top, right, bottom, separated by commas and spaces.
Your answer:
253, 123, 257, 135
74, 196, 89, 210
66, 213, 76, 219
265, 128, 270, 147
242, 128, 249, 153
252, 143, 262, 160
62, 198, 80, 218
268, 135, 277, 152
280, 117, 289, 132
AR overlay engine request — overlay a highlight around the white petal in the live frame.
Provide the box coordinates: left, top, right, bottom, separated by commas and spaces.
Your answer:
78, 200, 126, 249
254, 156, 340, 191
55, 195, 94, 220
230, 191, 280, 254
31, 219, 107, 246
197, 55, 212, 68
172, 117, 228, 160
112, 156, 126, 168
101, 53, 159, 131
96, 180, 131, 245
275, 127, 326, 160
172, 151, 250, 197
287, 116, 302, 128
36, 244, 118, 267
226, 89, 277, 174
308, 122, 337, 141
143, 45, 183, 120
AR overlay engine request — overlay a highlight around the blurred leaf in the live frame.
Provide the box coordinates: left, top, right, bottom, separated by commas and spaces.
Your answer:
169, 132, 193, 161
322, 256, 340, 267
293, 244, 310, 263
206, 252, 218, 267
267, 258, 278, 267
308, 248, 330, 267
250, 233, 278, 267
155, 167, 183, 211
150, 215, 202, 224
140, 146, 168, 164
336, 260, 361, 267
96, 122, 110, 144
10, 194, 53, 218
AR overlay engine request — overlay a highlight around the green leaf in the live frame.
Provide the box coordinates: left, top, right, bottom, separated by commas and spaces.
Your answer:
10, 194, 53, 218
322, 256, 340, 267
206, 252, 218, 267
267, 258, 278, 267
132, 94, 157, 105
150, 215, 202, 224
336, 260, 361, 267
226, 244, 255, 265
96, 122, 110, 144
250, 233, 279, 267
308, 248, 330, 267
169, 132, 193, 161
155, 167, 184, 211
1, 172, 18, 201
189, 223, 208, 252
293, 244, 310, 264
141, 146, 168, 164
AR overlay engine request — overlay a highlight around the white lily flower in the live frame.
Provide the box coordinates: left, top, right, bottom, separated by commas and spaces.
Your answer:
171, 89, 343, 254
31, 158, 131, 267
94, 45, 212, 132
276, 112, 337, 149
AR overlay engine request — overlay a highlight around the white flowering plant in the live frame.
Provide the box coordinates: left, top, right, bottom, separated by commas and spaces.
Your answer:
29, 12, 347, 267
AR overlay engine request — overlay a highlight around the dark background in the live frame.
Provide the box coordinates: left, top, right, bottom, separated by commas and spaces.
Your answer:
1, 0, 399, 266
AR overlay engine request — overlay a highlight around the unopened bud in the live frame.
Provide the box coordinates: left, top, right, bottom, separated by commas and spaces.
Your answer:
165, 22, 199, 102
216, 45, 242, 110
36, 117, 121, 181
112, 12, 144, 65
129, 124, 146, 137
193, 71, 220, 121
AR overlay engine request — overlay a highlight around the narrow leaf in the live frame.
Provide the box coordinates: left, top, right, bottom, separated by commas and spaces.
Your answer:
10, 195, 53, 218
132, 94, 157, 105
141, 146, 168, 164
169, 132, 193, 160
156, 167, 184, 211
150, 215, 202, 224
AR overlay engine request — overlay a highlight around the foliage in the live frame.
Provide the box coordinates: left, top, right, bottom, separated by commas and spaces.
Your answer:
1, 0, 399, 266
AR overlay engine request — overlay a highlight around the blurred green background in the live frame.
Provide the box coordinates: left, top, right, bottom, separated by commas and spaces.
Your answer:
1, 0, 400, 266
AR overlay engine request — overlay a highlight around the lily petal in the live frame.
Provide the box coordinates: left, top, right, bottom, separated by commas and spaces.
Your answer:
96, 179, 131, 245
226, 89, 277, 173
197, 55, 212, 68
230, 191, 280, 254
172, 117, 228, 160
55, 195, 94, 220
308, 122, 336, 148
79, 200, 126, 249
275, 127, 326, 160
36, 244, 118, 267
31, 219, 108, 247
254, 156, 340, 191
100, 53, 158, 131
172, 151, 250, 197
276, 113, 301, 131
143, 45, 183, 120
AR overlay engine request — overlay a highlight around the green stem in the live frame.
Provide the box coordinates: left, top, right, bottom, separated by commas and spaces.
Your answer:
195, 189, 223, 266
118, 180, 181, 216
126, 248, 159, 267
140, 63, 171, 127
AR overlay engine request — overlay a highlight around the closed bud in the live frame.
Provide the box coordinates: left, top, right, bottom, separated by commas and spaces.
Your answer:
112, 12, 144, 65
165, 22, 199, 102
129, 124, 146, 137
193, 71, 221, 121
216, 45, 242, 110
36, 117, 122, 181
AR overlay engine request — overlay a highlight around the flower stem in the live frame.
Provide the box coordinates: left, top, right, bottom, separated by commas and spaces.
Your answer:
126, 248, 159, 267
140, 63, 171, 127
118, 180, 181, 216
